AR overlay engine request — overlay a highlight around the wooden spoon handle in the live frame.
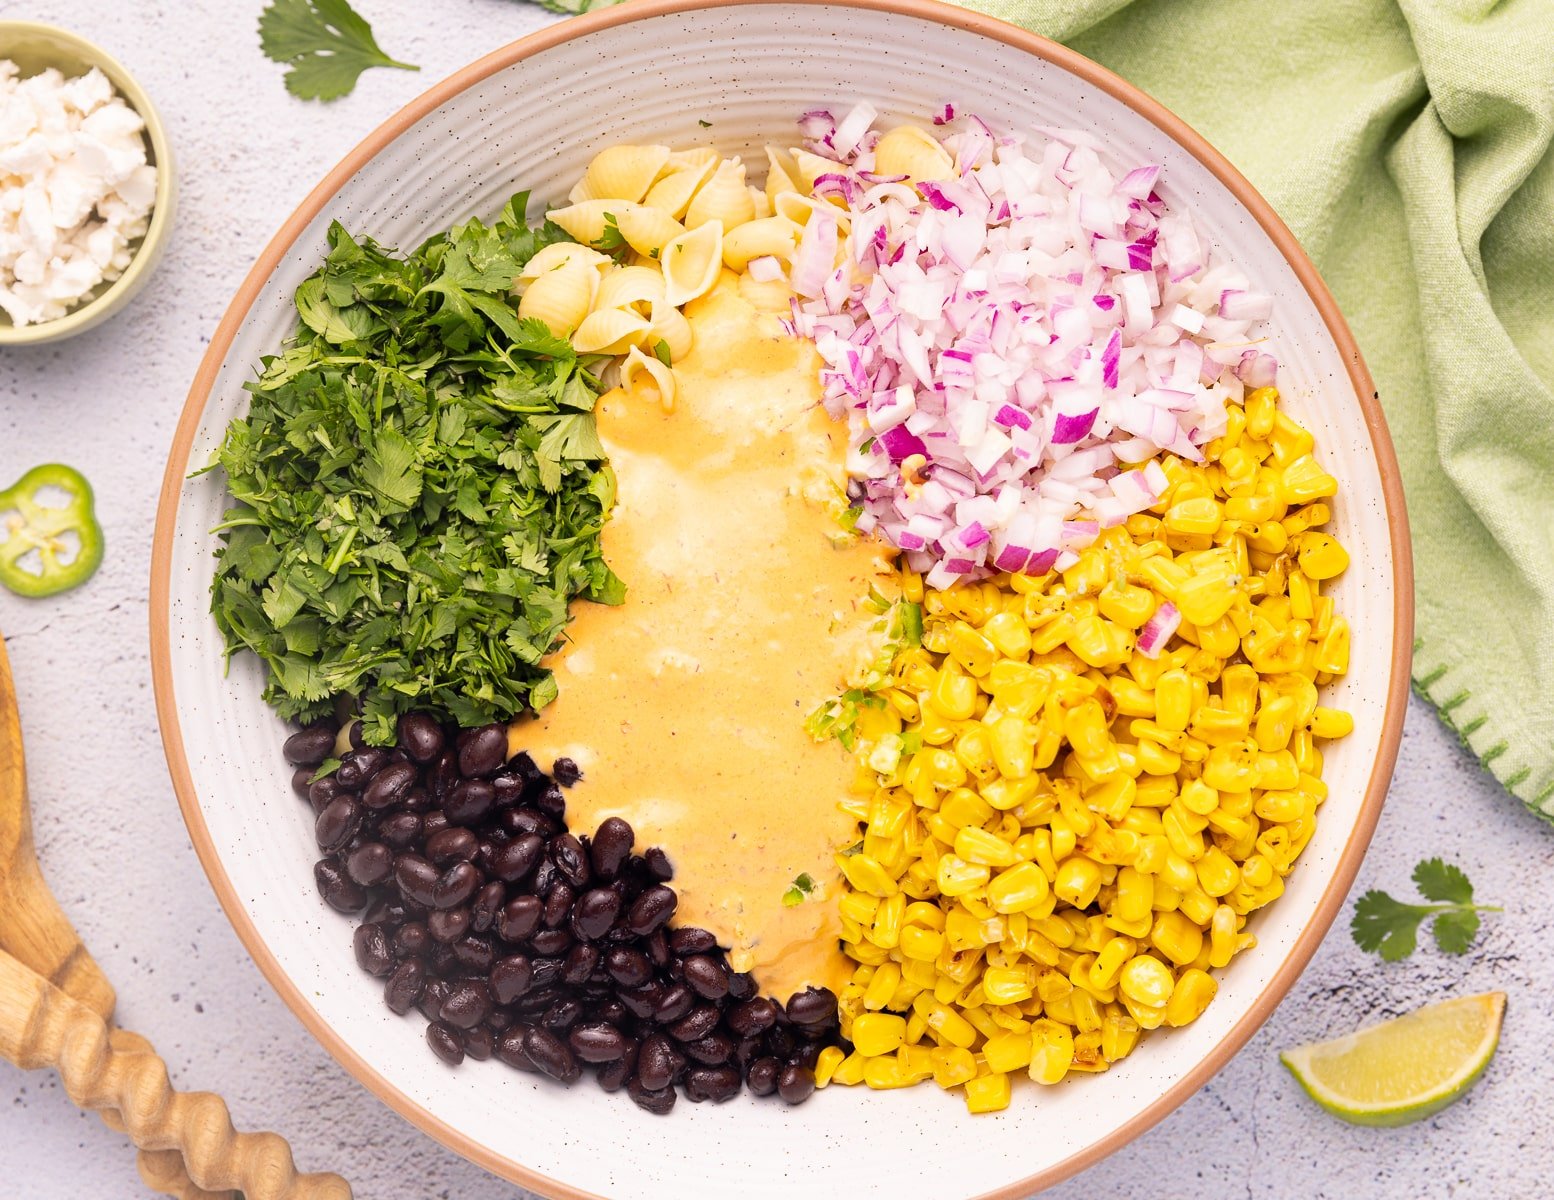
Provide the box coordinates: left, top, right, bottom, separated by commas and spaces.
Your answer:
0, 948, 351, 1200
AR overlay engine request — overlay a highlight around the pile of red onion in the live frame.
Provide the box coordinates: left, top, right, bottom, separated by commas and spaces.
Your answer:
775, 104, 1280, 588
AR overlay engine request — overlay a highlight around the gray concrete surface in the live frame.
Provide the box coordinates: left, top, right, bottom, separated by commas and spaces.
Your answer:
2, 2, 1550, 1196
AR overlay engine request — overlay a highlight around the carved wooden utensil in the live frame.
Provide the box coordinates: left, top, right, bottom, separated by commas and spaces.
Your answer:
0, 634, 350, 1199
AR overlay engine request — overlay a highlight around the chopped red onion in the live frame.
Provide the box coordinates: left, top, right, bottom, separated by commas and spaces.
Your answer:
1135, 600, 1182, 658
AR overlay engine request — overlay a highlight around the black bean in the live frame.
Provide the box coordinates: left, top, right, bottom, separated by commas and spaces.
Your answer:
425, 826, 477, 864
383, 959, 425, 1015
497, 895, 542, 943
443, 779, 496, 826
778, 1064, 816, 1104
348, 721, 368, 751
428, 943, 459, 975
523, 1026, 578, 1082
377, 812, 422, 850
684, 1065, 741, 1103
764, 1025, 798, 1061
335, 748, 389, 790
427, 1021, 465, 1066
727, 972, 757, 1002
490, 955, 534, 1005
542, 883, 575, 930
432, 861, 481, 910
529, 957, 565, 993
345, 841, 394, 887
314, 859, 367, 912
427, 907, 470, 943
652, 981, 695, 1024
635, 1033, 683, 1091
551, 757, 582, 786
459, 1019, 491, 1056
668, 927, 717, 957
421, 810, 450, 840
683, 1032, 734, 1066
429, 749, 460, 803
745, 1056, 781, 1097
502, 808, 554, 838
627, 1077, 677, 1114
541, 997, 585, 1033
362, 761, 417, 810
284, 722, 338, 767
441, 981, 492, 1030
531, 859, 558, 896
643, 847, 674, 881
562, 944, 601, 986
645, 929, 672, 969
618, 980, 664, 1019
626, 885, 677, 935
394, 854, 440, 908
589, 817, 633, 880
785, 986, 838, 1031
291, 766, 316, 800
734, 1036, 763, 1069
552, 834, 591, 888
667, 1005, 720, 1043
353, 923, 395, 977
533, 781, 567, 821
418, 979, 451, 1023
726, 997, 779, 1038
470, 882, 506, 933
457, 724, 509, 778
568, 1022, 628, 1063
681, 955, 730, 1001
397, 713, 445, 764
571, 888, 620, 941
452, 935, 495, 974
315, 797, 361, 855
491, 772, 526, 808
596, 1056, 632, 1092
790, 1040, 824, 1072
530, 928, 572, 957
496, 1025, 538, 1073
488, 833, 545, 883
393, 922, 429, 958
485, 1006, 516, 1033
592, 999, 629, 1027
604, 946, 653, 989
307, 776, 341, 814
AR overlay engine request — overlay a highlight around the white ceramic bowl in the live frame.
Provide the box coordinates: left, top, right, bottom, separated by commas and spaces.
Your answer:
151, 3, 1412, 1197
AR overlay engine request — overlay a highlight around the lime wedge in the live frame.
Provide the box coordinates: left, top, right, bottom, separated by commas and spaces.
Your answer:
1280, 992, 1505, 1127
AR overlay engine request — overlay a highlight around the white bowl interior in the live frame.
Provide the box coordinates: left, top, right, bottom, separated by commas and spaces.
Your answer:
159, 6, 1397, 1198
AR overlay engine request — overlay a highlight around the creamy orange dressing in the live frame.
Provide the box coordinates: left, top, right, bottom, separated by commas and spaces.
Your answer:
512, 274, 888, 1001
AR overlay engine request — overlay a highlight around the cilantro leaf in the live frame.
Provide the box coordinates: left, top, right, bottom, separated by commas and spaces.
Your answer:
529, 0, 629, 15
1351, 860, 1500, 961
259, 0, 418, 102
594, 211, 626, 252
1414, 857, 1474, 905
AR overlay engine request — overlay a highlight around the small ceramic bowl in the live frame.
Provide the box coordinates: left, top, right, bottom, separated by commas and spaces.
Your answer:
0, 20, 176, 346
151, 2, 1413, 1198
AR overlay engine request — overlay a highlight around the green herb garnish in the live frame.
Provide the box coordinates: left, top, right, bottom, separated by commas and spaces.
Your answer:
530, 0, 629, 12
595, 211, 627, 252
203, 195, 623, 745
652, 338, 673, 367
782, 873, 817, 906
1351, 859, 1501, 961
258, 0, 418, 102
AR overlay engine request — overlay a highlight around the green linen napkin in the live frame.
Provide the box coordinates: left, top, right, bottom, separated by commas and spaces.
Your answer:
957, 0, 1554, 824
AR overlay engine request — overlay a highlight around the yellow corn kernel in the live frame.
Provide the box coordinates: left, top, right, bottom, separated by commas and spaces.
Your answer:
1245, 387, 1278, 438
989, 862, 1052, 913
1165, 968, 1218, 1027
841, 853, 899, 897
963, 1072, 1012, 1113
914, 995, 979, 1048
868, 892, 905, 949
1208, 905, 1239, 968
1280, 454, 1337, 503
989, 715, 1036, 779
1118, 955, 1175, 1008
1293, 531, 1349, 580
983, 610, 1033, 658
1101, 1008, 1141, 1062
1150, 909, 1205, 967
1028, 1019, 1076, 1085
1088, 935, 1136, 990
1195, 846, 1241, 897
983, 965, 1036, 1006
830, 1051, 867, 1086
1099, 581, 1156, 629
1155, 669, 1193, 731
1165, 496, 1223, 536
852, 1012, 907, 1057
813, 1044, 847, 1089
1053, 856, 1104, 908
931, 664, 979, 721
863, 962, 902, 1011
952, 825, 1016, 868
1310, 706, 1354, 739
899, 925, 945, 962
983, 1030, 1034, 1074
931, 1046, 978, 1089
937, 854, 990, 897
1175, 570, 1238, 627
863, 1056, 915, 1089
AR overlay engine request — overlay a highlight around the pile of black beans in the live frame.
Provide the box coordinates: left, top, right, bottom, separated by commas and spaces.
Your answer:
284, 713, 838, 1113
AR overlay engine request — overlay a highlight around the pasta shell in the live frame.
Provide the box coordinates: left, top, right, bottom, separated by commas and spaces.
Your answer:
873, 125, 955, 185
593, 265, 666, 314
614, 205, 687, 257
572, 307, 654, 356
775, 190, 854, 230
547, 199, 628, 248
569, 144, 672, 204
738, 273, 795, 313
685, 158, 756, 230
516, 262, 598, 335
660, 220, 725, 308
749, 185, 772, 220
791, 148, 842, 192
642, 158, 717, 219
620, 346, 677, 413
647, 299, 693, 363
517, 242, 613, 284
722, 216, 800, 271
765, 145, 800, 208
668, 146, 719, 173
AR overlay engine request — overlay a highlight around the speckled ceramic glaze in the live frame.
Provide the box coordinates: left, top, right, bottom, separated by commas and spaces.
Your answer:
151, 3, 1411, 1197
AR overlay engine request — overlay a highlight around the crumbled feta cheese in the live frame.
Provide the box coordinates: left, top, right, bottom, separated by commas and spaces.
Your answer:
0, 62, 157, 328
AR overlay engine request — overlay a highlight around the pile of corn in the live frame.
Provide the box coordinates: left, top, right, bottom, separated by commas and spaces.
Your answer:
817, 387, 1353, 1113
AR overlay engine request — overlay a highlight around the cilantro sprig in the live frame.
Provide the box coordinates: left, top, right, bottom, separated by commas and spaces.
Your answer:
259, 0, 418, 102
204, 195, 624, 745
1351, 859, 1501, 962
